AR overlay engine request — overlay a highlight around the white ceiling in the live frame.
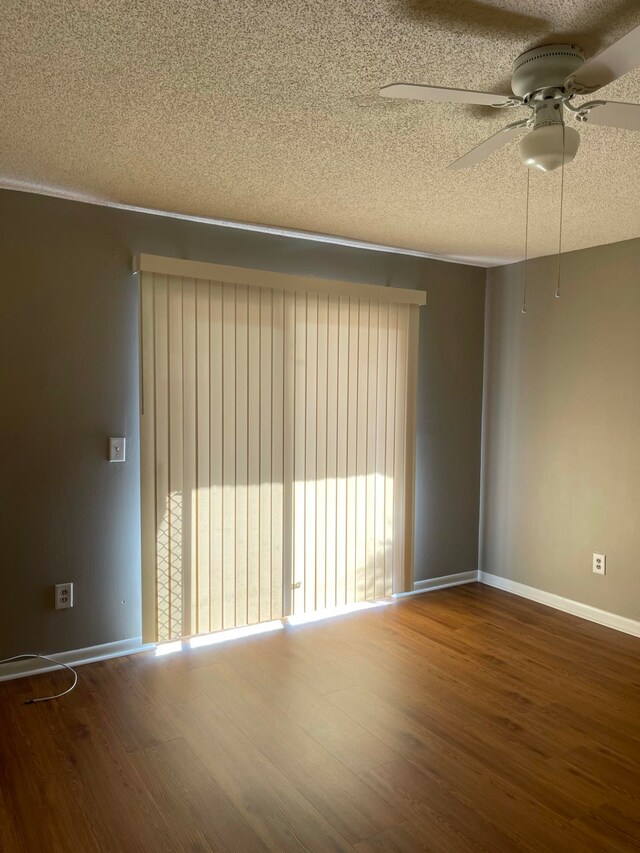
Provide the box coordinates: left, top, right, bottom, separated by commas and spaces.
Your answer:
2, 0, 640, 265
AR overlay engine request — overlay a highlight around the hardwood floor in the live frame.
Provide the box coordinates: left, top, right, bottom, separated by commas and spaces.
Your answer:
1, 583, 639, 852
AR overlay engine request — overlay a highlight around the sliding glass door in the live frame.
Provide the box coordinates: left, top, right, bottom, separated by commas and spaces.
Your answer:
139, 255, 422, 643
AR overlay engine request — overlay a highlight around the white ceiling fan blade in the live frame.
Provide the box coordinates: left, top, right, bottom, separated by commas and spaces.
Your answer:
447, 120, 529, 170
581, 100, 640, 131
567, 23, 640, 93
379, 84, 515, 107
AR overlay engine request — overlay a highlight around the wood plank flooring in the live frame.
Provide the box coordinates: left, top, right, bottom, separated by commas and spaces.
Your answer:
1, 583, 639, 852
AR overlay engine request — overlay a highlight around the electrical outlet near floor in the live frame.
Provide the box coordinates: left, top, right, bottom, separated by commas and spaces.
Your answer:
55, 582, 74, 609
592, 554, 606, 576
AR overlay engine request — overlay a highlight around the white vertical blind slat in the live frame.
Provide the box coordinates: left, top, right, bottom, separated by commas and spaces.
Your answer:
234, 285, 249, 628
222, 283, 237, 630
324, 295, 339, 610
209, 282, 224, 632
335, 297, 349, 609
168, 278, 184, 639
385, 303, 399, 596
355, 300, 369, 603
293, 292, 306, 615
153, 274, 170, 641
375, 301, 389, 600
365, 301, 379, 603
195, 281, 210, 634
140, 273, 157, 643
182, 278, 197, 637
259, 288, 273, 622
393, 304, 409, 593
247, 286, 261, 626
315, 294, 328, 612
345, 299, 359, 605
281, 291, 295, 619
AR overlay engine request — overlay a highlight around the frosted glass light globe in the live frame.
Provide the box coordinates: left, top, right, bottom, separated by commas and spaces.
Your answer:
520, 125, 580, 172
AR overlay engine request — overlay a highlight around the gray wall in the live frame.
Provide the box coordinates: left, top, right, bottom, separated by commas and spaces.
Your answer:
481, 238, 640, 621
0, 189, 485, 657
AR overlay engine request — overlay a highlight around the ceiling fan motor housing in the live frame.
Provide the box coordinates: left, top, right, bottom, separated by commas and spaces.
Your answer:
511, 44, 585, 97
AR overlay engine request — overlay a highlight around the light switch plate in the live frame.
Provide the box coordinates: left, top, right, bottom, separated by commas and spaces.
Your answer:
109, 437, 126, 462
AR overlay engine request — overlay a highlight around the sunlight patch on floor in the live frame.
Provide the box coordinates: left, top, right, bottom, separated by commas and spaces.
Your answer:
285, 598, 393, 627
155, 598, 394, 656
189, 620, 284, 649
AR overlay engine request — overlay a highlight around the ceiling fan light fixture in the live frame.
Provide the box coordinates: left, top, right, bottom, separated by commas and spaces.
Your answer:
519, 124, 580, 172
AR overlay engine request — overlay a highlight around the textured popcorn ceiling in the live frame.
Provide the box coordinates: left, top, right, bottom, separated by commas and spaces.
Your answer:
2, 0, 640, 264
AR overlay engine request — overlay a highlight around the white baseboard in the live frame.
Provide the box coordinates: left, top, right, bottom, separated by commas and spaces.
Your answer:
4, 574, 635, 682
479, 572, 640, 638
394, 570, 479, 598
0, 637, 156, 682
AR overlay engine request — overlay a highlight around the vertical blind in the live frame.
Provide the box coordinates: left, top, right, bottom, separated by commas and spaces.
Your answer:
139, 255, 424, 643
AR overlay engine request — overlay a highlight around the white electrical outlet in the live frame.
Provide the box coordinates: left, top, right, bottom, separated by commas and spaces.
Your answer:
592, 553, 606, 576
55, 582, 74, 609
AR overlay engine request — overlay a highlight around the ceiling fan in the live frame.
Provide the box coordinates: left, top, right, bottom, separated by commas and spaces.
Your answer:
380, 24, 640, 171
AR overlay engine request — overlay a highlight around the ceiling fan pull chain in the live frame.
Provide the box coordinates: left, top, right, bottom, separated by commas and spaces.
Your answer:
522, 169, 530, 314
556, 124, 566, 299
